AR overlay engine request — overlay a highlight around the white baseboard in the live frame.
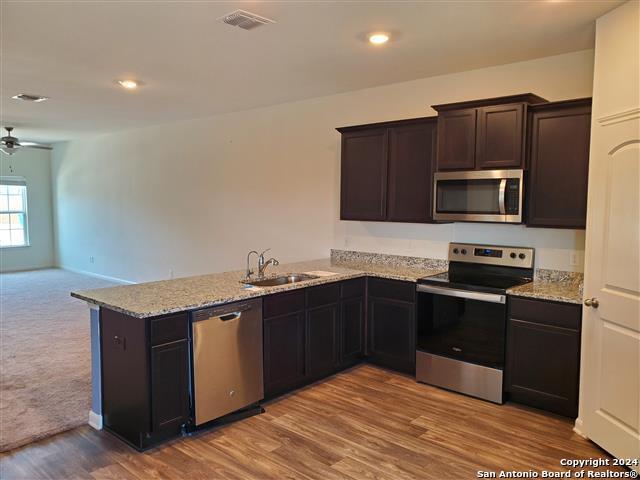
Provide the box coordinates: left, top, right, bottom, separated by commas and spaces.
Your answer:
0, 265, 56, 273
89, 410, 103, 430
573, 417, 587, 438
60, 265, 136, 285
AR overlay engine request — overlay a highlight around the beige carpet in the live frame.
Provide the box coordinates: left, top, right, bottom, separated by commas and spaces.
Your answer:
0, 269, 119, 452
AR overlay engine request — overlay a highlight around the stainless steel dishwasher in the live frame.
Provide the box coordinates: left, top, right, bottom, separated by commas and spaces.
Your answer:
190, 298, 263, 426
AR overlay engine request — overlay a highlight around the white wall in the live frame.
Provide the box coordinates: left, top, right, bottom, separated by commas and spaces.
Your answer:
0, 148, 55, 271
52, 50, 594, 283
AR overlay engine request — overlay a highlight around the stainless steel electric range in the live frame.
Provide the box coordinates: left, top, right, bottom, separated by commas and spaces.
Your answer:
415, 242, 534, 404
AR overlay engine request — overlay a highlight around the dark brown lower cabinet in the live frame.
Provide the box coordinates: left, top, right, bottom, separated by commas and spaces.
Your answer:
101, 309, 189, 450
505, 297, 582, 417
339, 296, 365, 366
306, 303, 339, 379
151, 340, 190, 432
263, 280, 366, 398
263, 311, 306, 397
367, 278, 416, 374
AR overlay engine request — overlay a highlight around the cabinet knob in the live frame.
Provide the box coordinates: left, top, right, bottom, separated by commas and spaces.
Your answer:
584, 297, 599, 308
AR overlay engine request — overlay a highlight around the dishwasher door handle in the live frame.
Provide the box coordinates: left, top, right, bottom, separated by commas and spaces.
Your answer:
219, 312, 242, 322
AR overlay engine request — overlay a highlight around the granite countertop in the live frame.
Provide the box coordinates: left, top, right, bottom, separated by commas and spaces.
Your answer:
71, 257, 445, 319
71, 250, 584, 317
506, 281, 583, 305
506, 269, 583, 305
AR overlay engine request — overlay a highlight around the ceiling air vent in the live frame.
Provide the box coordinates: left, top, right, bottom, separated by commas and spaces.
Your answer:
220, 9, 275, 30
11, 93, 49, 103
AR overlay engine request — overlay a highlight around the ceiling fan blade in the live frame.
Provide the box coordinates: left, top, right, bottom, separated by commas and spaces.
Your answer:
19, 142, 53, 151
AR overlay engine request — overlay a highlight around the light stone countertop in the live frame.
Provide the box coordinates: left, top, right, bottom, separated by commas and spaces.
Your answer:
506, 280, 583, 305
71, 258, 445, 318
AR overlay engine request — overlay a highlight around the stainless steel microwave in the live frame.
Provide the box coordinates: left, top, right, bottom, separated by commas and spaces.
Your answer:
433, 169, 524, 223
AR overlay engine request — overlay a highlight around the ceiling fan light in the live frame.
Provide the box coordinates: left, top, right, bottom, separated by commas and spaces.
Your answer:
0, 146, 17, 156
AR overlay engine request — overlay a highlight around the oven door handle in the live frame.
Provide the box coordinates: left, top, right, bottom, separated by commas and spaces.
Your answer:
416, 284, 506, 304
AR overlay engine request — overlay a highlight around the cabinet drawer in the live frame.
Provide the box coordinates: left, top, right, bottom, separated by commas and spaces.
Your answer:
150, 313, 188, 346
307, 283, 340, 308
509, 297, 581, 330
368, 277, 415, 303
264, 289, 305, 318
341, 278, 365, 299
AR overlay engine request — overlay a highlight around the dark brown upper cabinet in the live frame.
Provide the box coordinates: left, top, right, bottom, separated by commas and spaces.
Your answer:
339, 128, 389, 221
436, 109, 476, 170
476, 104, 525, 169
526, 98, 592, 229
432, 93, 547, 172
387, 120, 437, 222
337, 117, 438, 223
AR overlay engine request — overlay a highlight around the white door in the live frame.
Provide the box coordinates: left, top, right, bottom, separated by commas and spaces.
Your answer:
578, 0, 640, 465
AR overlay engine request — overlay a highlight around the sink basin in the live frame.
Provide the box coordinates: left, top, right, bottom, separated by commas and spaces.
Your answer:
245, 274, 319, 287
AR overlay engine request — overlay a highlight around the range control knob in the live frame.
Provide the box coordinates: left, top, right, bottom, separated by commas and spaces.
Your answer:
453, 248, 459, 254
461, 249, 467, 255
510, 252, 517, 259
519, 253, 526, 260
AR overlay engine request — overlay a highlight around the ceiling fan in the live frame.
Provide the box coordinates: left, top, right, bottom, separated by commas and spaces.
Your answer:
1, 127, 53, 156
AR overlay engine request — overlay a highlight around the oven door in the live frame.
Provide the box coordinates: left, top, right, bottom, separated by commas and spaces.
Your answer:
432, 169, 523, 223
416, 284, 507, 369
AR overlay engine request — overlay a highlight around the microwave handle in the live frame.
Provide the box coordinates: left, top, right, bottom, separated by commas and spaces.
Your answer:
498, 179, 507, 215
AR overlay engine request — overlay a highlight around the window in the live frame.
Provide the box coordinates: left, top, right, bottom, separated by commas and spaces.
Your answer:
0, 178, 29, 248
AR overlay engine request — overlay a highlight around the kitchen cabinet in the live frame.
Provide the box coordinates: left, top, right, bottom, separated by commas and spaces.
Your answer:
306, 305, 339, 378
526, 99, 592, 229
306, 284, 340, 379
475, 103, 525, 169
339, 278, 365, 366
263, 290, 307, 397
367, 278, 416, 374
337, 117, 438, 223
433, 93, 546, 172
505, 297, 581, 417
151, 340, 190, 432
435, 108, 477, 170
387, 120, 438, 222
101, 309, 189, 450
339, 128, 388, 221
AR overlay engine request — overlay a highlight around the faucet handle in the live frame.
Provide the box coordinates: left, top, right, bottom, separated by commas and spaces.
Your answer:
259, 248, 271, 258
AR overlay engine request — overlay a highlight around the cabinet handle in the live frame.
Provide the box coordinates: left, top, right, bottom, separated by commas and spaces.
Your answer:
584, 297, 599, 308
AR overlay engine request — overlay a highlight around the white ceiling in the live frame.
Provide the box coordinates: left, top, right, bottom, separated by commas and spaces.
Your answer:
1, 1, 621, 142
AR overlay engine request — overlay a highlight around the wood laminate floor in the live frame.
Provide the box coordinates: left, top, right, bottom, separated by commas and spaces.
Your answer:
0, 365, 621, 480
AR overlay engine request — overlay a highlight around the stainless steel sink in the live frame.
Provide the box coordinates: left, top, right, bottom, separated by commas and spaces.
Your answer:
245, 274, 319, 287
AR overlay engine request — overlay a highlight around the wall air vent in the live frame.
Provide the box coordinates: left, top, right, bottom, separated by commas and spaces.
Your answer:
220, 9, 275, 30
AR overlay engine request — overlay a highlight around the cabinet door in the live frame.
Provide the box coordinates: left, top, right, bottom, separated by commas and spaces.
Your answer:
436, 109, 477, 171
339, 296, 364, 367
505, 318, 580, 417
306, 304, 339, 379
263, 312, 306, 397
476, 103, 525, 169
151, 339, 190, 432
527, 103, 591, 228
340, 129, 389, 221
368, 297, 416, 374
387, 121, 437, 222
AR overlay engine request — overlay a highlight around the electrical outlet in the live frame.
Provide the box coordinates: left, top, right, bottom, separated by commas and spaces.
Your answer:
89, 256, 95, 264
569, 251, 580, 266
169, 269, 174, 279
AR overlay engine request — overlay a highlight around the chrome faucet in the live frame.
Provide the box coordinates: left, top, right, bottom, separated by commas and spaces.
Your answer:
257, 249, 279, 278
245, 250, 259, 280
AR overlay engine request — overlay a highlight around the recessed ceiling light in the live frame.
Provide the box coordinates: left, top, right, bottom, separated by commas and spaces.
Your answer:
117, 79, 139, 90
368, 33, 390, 45
11, 93, 49, 102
